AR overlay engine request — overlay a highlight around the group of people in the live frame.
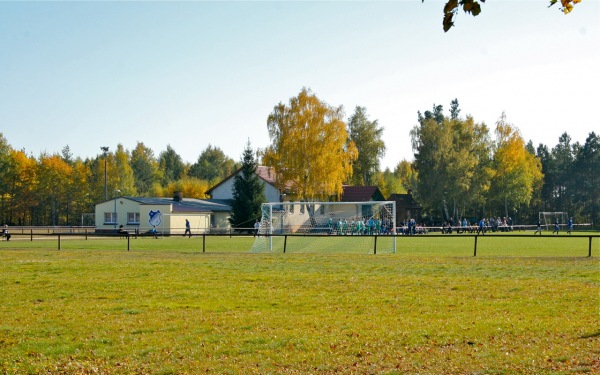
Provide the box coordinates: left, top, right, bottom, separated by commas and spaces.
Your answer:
399, 219, 428, 235
326, 217, 394, 235
534, 217, 573, 235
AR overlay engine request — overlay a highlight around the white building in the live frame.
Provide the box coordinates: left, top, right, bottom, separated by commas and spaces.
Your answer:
94, 193, 231, 234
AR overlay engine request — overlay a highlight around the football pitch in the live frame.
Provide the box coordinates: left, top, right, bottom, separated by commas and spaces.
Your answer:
1, 234, 598, 374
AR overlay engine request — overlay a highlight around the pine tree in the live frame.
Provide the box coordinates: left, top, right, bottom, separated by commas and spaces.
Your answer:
229, 142, 265, 230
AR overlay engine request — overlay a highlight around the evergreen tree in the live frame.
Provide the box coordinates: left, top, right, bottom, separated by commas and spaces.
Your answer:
228, 142, 265, 230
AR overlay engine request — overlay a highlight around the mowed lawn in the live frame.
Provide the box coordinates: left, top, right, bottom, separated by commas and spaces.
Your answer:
0, 235, 598, 374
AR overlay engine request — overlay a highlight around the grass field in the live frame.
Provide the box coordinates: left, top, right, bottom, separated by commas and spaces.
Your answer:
0, 234, 598, 374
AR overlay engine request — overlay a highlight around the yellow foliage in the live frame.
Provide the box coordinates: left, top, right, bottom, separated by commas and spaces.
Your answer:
165, 177, 210, 199
264, 88, 357, 200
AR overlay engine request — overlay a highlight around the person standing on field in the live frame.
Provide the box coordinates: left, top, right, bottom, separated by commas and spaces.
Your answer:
567, 217, 573, 235
2, 224, 11, 241
254, 219, 260, 237
183, 219, 191, 238
552, 218, 560, 235
534, 220, 542, 235
477, 218, 485, 235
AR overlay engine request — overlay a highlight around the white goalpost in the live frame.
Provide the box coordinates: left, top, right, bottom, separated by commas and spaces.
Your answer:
539, 212, 568, 231
251, 201, 397, 253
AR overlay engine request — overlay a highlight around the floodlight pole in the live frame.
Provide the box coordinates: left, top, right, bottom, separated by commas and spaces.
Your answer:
113, 189, 121, 233
101, 146, 109, 201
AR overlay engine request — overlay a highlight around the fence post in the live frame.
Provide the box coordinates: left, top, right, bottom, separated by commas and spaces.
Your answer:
30, 229, 33, 242
127, 235, 130, 251
473, 236, 478, 257
589, 236, 592, 257
284, 235, 287, 253
202, 234, 206, 253
374, 235, 378, 254
58, 234, 61, 250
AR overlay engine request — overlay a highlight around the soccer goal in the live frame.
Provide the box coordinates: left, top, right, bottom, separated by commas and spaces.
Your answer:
251, 201, 397, 253
539, 212, 568, 231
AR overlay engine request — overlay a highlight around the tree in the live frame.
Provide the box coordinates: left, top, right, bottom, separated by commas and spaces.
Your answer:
4, 149, 37, 225
551, 133, 576, 213
411, 100, 491, 221
263, 88, 358, 200
131, 142, 160, 196
394, 159, 418, 193
347, 106, 386, 186
114, 144, 136, 196
158, 145, 185, 185
435, 0, 584, 32
189, 145, 238, 183
229, 142, 265, 229
488, 113, 543, 218
164, 177, 210, 199
35, 153, 73, 225
0, 133, 13, 223
373, 168, 405, 199
571, 132, 599, 224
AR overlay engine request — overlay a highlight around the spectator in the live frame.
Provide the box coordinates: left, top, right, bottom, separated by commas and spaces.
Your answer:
2, 224, 11, 241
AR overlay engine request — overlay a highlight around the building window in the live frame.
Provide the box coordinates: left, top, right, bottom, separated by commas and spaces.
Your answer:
300, 203, 305, 214
104, 212, 117, 224
127, 212, 140, 225
320, 204, 325, 215
289, 202, 294, 214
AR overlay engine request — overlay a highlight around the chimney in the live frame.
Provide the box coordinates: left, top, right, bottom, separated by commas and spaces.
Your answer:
173, 191, 183, 202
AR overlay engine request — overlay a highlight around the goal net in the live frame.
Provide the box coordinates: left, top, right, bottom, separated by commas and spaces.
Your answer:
251, 201, 396, 253
539, 212, 568, 231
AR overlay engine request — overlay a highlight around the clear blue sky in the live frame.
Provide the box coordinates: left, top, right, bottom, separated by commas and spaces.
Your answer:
1, 1, 598, 170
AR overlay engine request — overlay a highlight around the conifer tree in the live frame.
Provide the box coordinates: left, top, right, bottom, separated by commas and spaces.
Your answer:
229, 142, 265, 230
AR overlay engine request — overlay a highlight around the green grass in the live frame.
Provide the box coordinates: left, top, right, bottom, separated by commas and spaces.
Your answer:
0, 234, 598, 374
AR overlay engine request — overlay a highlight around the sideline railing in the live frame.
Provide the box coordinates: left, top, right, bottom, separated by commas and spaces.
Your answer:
1, 231, 598, 257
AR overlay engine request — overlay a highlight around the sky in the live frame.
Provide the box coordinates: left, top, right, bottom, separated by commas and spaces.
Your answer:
0, 0, 598, 171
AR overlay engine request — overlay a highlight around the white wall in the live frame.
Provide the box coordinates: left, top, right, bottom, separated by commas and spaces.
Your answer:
211, 173, 281, 203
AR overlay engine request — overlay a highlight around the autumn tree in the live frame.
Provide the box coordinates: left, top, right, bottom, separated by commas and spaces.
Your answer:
229, 142, 265, 230
488, 113, 543, 218
164, 177, 210, 199
437, 0, 585, 32
189, 145, 238, 183
35, 153, 73, 225
263, 88, 358, 200
347, 106, 386, 186
394, 159, 418, 193
114, 144, 136, 196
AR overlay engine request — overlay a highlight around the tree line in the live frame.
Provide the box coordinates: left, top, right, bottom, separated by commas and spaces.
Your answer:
1, 90, 597, 227
410, 101, 599, 226
0, 139, 240, 226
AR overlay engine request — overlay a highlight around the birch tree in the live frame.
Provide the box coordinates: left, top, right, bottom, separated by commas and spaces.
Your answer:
488, 113, 543, 217
263, 88, 357, 200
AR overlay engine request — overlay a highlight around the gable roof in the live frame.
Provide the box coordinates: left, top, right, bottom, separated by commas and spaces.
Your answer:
340, 186, 385, 202
117, 197, 231, 213
388, 193, 422, 209
206, 165, 279, 195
